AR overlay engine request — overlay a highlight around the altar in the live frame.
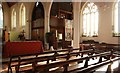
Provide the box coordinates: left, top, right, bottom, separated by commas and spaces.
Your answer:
3, 41, 43, 58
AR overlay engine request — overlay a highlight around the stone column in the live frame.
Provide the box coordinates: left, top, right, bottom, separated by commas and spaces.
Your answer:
73, 2, 81, 48
44, 2, 52, 50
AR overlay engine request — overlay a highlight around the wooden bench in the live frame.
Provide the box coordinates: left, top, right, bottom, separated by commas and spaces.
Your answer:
13, 48, 94, 73
74, 57, 120, 73
34, 51, 116, 73
3, 43, 119, 73
12, 50, 114, 73
2, 48, 94, 73
92, 43, 120, 53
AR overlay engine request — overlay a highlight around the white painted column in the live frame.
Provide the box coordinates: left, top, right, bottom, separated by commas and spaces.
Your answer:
73, 2, 81, 48
43, 2, 52, 49
44, 10, 50, 34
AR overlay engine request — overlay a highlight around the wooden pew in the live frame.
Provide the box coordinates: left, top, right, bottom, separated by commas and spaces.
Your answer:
3, 43, 119, 73
13, 49, 94, 73
74, 57, 120, 73
2, 47, 92, 73
34, 51, 114, 73
6, 50, 117, 73
92, 43, 120, 57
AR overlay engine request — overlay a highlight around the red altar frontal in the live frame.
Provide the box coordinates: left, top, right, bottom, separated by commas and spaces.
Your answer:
3, 41, 43, 58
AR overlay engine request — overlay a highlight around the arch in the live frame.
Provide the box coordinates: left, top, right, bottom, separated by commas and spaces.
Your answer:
11, 8, 16, 29
81, 2, 99, 37
31, 2, 45, 43
32, 2, 44, 21
81, 2, 88, 14
20, 3, 26, 27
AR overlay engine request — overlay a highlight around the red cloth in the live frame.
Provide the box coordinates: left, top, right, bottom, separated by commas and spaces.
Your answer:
3, 41, 43, 58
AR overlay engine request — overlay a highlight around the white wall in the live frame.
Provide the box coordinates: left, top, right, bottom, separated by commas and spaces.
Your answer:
2, 2, 10, 30
9, 2, 36, 41
3, 2, 119, 44
80, 2, 119, 44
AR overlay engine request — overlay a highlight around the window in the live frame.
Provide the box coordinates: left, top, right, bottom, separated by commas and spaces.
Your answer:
20, 3, 26, 26
82, 2, 99, 37
0, 3, 3, 28
11, 9, 16, 29
113, 2, 120, 36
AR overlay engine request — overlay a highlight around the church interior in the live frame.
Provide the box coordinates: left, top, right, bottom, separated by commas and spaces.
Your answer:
0, 1, 120, 73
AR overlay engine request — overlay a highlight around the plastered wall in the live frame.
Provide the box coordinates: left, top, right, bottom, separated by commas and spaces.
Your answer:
2, 2, 119, 44
9, 2, 35, 41
80, 2, 119, 44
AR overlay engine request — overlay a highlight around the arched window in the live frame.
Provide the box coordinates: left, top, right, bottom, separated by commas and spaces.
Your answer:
82, 2, 99, 37
0, 3, 3, 28
11, 9, 16, 29
113, 2, 120, 36
20, 3, 26, 27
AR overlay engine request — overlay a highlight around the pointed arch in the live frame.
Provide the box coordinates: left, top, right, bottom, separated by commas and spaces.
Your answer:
20, 3, 26, 27
31, 2, 44, 41
11, 9, 16, 29
81, 2, 99, 37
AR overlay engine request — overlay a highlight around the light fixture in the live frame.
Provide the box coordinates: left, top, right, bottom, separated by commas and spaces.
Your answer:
36, 1, 39, 7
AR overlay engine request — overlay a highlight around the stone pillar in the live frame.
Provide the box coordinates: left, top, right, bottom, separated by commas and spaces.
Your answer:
73, 2, 81, 48
44, 2, 52, 50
